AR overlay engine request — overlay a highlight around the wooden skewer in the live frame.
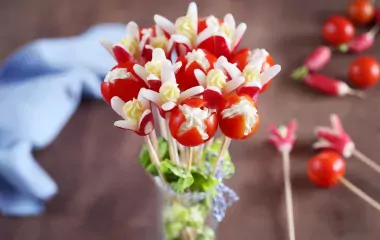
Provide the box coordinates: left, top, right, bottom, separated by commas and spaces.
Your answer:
143, 136, 167, 185
212, 136, 231, 175
352, 149, 380, 175
195, 144, 205, 166
165, 116, 180, 165
340, 177, 380, 211
187, 147, 194, 173
281, 150, 296, 240
150, 130, 159, 157
157, 108, 168, 140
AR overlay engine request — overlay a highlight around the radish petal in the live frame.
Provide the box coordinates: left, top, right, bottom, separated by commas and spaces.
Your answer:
261, 64, 281, 85
138, 109, 153, 133
162, 101, 177, 111
222, 61, 242, 79
147, 74, 160, 81
232, 23, 247, 49
187, 2, 198, 18
179, 86, 204, 102
174, 61, 182, 72
194, 69, 207, 87
100, 38, 115, 59
224, 14, 236, 31
161, 61, 176, 83
152, 48, 167, 61
133, 64, 149, 82
110, 96, 125, 117
313, 139, 332, 149
223, 76, 245, 95
171, 34, 192, 49
154, 15, 175, 34
142, 89, 163, 106
113, 44, 132, 64
126, 21, 140, 39
114, 120, 137, 130
196, 25, 219, 45
330, 114, 344, 134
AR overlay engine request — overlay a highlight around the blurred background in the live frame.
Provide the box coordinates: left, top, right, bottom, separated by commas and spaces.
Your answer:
0, 0, 379, 239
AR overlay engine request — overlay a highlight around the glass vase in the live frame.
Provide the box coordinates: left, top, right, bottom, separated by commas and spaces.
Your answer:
156, 178, 218, 240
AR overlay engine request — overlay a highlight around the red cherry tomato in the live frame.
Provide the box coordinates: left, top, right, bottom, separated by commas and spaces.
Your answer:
308, 150, 346, 188
169, 98, 218, 147
347, 0, 375, 25
218, 93, 260, 140
322, 16, 355, 46
230, 48, 251, 71
376, 9, 380, 23
101, 62, 148, 104
230, 49, 275, 93
348, 56, 380, 88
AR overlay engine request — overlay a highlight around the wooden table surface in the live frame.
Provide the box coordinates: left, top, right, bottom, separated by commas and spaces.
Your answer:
1, 0, 380, 239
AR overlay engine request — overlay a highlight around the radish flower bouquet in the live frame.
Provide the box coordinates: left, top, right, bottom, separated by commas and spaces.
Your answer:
100, 2, 281, 239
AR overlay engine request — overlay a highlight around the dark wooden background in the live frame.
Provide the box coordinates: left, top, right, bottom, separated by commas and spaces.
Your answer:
1, 0, 380, 239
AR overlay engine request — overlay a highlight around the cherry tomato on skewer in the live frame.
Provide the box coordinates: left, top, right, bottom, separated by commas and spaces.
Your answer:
169, 98, 218, 147
347, 0, 375, 25
322, 16, 355, 46
308, 150, 346, 188
376, 9, 380, 23
348, 56, 380, 88
101, 62, 148, 104
218, 93, 260, 140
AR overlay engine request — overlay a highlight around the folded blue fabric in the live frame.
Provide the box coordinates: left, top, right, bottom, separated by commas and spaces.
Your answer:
0, 23, 124, 217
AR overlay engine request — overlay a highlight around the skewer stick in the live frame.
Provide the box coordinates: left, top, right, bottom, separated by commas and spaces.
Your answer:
158, 113, 168, 140
143, 136, 167, 185
165, 116, 180, 165
281, 150, 295, 240
212, 136, 231, 175
205, 136, 214, 149
187, 147, 194, 173
352, 149, 380, 175
340, 177, 380, 211
195, 144, 205, 166
150, 130, 159, 157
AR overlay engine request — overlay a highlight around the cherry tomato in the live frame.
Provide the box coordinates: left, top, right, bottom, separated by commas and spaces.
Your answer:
376, 9, 380, 23
347, 0, 375, 25
230, 49, 275, 93
169, 98, 218, 147
348, 56, 380, 88
218, 93, 260, 140
101, 62, 148, 104
308, 150, 346, 188
322, 16, 355, 46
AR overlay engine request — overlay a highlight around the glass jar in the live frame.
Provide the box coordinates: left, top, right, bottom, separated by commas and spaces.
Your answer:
156, 178, 218, 240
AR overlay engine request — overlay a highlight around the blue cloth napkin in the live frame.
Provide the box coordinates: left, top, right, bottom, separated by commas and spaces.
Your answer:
0, 23, 124, 217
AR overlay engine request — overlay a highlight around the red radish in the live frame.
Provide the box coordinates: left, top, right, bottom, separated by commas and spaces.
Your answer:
292, 46, 331, 79
303, 73, 364, 98
339, 25, 379, 53
304, 46, 332, 71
